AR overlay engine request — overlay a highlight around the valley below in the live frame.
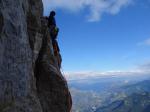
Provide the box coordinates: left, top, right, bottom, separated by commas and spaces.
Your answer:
68, 73, 150, 112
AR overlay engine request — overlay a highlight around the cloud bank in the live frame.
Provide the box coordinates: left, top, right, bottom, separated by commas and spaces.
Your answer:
42, 0, 133, 22
64, 62, 150, 81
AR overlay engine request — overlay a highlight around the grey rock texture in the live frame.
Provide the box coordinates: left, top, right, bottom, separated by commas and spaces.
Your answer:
0, 0, 72, 112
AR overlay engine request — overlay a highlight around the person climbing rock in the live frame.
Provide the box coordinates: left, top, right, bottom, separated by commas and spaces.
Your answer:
47, 10, 56, 28
45, 11, 61, 68
46, 11, 59, 43
46, 11, 58, 39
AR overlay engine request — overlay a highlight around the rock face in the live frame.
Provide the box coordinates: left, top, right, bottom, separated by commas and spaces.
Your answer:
0, 0, 72, 112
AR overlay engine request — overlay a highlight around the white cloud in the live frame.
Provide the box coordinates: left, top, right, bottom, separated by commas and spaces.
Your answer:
63, 62, 150, 81
64, 70, 150, 81
138, 38, 150, 46
42, 0, 133, 22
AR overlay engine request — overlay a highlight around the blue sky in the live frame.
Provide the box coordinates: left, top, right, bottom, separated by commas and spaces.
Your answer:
42, 0, 150, 72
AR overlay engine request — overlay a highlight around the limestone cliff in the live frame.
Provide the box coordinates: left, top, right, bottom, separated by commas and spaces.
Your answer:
0, 0, 72, 112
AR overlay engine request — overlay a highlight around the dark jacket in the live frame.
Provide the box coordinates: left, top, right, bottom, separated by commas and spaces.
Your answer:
47, 15, 56, 28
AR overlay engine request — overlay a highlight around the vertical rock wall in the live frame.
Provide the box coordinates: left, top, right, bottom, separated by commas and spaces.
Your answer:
0, 0, 72, 112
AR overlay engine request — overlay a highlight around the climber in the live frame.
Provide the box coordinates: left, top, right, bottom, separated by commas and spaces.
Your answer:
47, 10, 56, 28
46, 11, 58, 38
46, 11, 59, 43
45, 11, 61, 68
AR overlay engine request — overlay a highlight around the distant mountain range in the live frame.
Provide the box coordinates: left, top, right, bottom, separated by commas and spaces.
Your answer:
96, 92, 150, 112
69, 75, 150, 112
95, 80, 150, 112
